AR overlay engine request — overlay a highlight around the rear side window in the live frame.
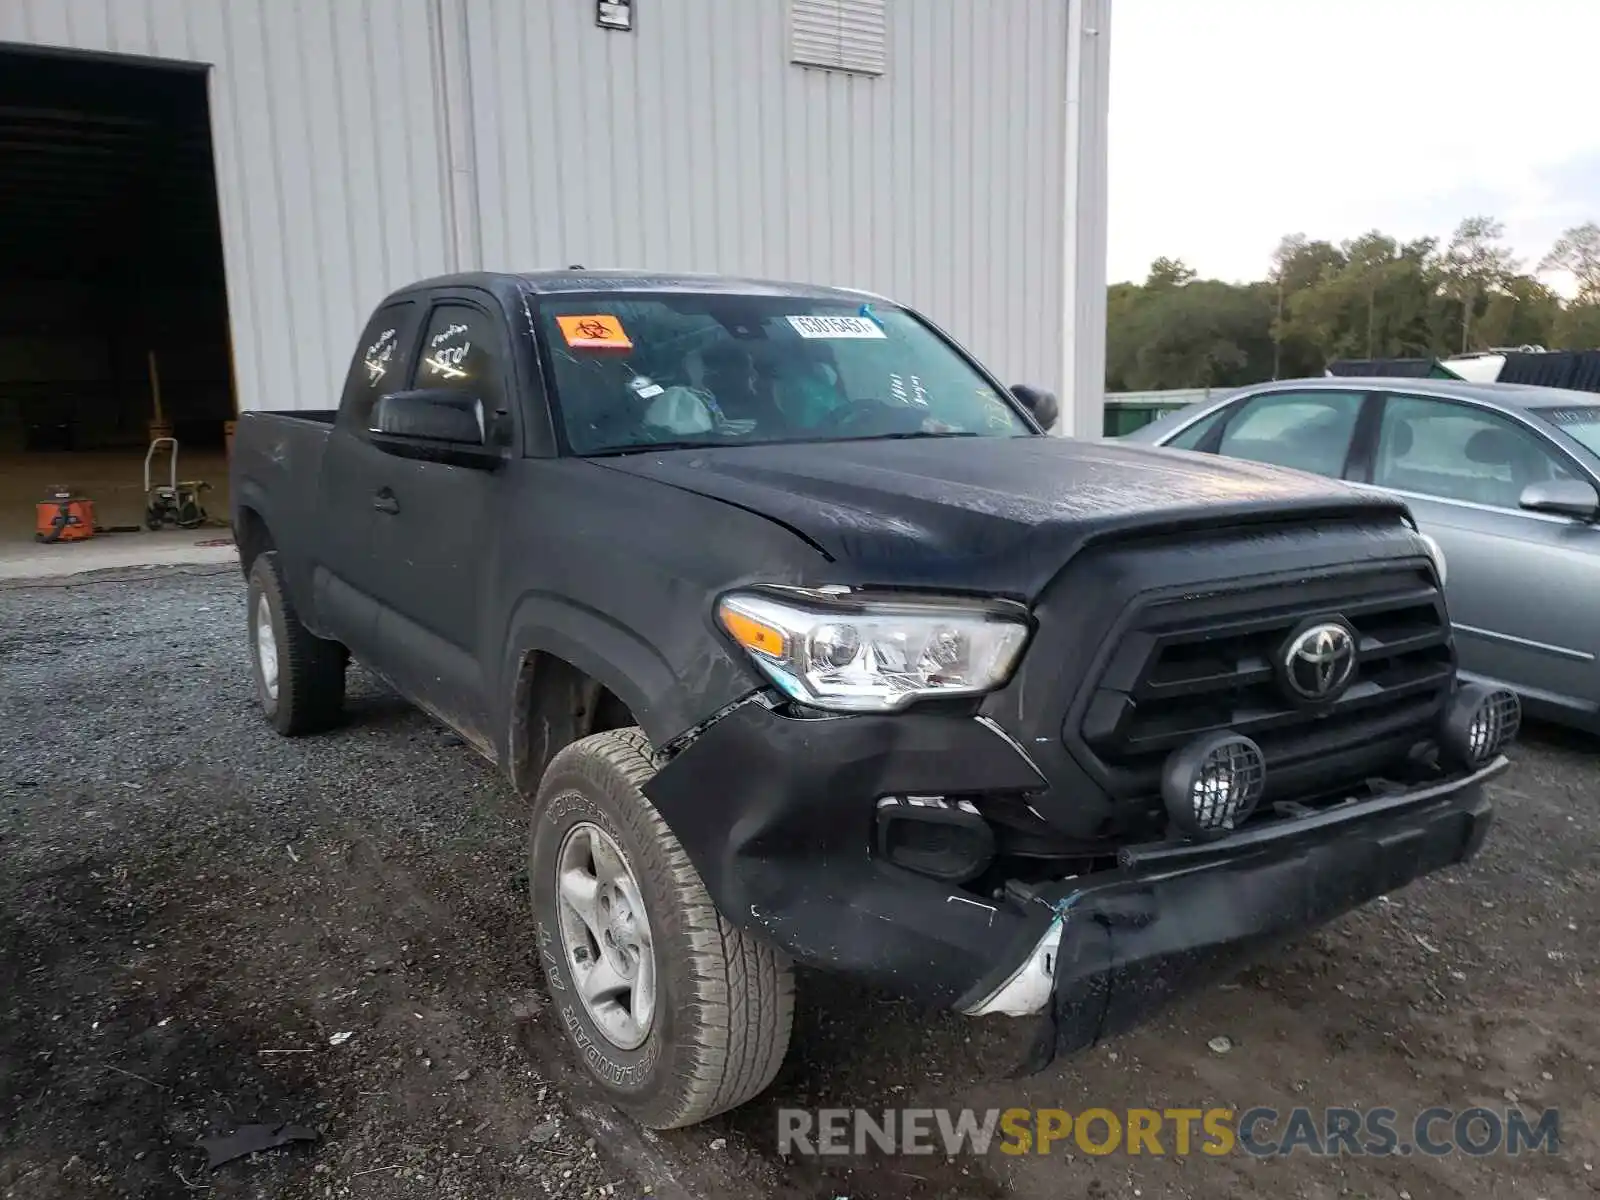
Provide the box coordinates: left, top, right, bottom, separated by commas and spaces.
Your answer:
339, 301, 418, 431
416, 305, 505, 410
1216, 390, 1364, 478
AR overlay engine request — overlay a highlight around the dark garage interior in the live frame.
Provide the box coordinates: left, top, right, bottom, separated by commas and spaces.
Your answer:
0, 46, 234, 534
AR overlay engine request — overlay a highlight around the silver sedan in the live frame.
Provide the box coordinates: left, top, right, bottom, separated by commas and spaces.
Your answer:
1125, 377, 1600, 732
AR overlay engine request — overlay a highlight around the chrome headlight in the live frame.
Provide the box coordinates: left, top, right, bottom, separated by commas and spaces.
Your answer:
716, 588, 1030, 712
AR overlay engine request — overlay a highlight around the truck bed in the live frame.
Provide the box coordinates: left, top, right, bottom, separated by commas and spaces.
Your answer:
230, 411, 337, 587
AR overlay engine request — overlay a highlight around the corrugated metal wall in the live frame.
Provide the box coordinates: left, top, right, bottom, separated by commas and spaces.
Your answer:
463, 0, 1069, 401
2, 0, 1069, 413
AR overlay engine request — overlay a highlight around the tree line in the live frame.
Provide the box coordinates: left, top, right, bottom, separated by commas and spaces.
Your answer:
1106, 218, 1600, 392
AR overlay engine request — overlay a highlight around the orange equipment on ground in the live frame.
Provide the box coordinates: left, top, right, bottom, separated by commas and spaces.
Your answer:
35, 487, 96, 543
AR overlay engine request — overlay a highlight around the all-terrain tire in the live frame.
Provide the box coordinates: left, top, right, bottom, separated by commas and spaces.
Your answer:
247, 550, 346, 736
529, 727, 795, 1129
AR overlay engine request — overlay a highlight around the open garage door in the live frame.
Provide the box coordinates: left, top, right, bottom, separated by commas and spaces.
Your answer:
0, 47, 231, 537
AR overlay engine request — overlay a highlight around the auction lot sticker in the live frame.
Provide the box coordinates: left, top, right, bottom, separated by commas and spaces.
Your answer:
787, 314, 885, 339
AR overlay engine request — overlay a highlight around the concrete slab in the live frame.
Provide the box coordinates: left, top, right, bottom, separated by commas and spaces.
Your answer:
0, 448, 230, 539
0, 528, 237, 582
0, 447, 234, 581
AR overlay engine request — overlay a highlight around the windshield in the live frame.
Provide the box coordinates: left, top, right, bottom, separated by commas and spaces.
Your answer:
534, 293, 1033, 454
1533, 406, 1600, 458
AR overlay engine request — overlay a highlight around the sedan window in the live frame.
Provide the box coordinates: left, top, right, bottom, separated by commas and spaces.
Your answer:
1535, 406, 1600, 459
1213, 390, 1364, 477
1166, 408, 1228, 450
1374, 396, 1574, 509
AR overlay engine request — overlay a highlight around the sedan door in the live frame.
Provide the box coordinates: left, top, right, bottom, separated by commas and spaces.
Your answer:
1366, 392, 1600, 721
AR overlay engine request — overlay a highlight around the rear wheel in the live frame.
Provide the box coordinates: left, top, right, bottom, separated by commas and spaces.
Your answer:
530, 728, 795, 1129
247, 551, 346, 735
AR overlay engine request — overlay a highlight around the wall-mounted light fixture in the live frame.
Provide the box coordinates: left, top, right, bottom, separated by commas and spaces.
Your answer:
596, 0, 633, 31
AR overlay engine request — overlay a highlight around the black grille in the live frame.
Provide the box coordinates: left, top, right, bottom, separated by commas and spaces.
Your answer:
1074, 564, 1452, 802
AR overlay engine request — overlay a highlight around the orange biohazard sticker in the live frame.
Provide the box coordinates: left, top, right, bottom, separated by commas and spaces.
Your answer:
556, 314, 633, 350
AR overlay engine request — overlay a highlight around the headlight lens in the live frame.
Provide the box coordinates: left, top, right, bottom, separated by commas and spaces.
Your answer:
716, 589, 1030, 712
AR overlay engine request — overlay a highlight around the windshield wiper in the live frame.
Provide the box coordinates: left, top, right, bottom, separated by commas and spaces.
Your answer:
587, 430, 985, 456
836, 430, 983, 441
586, 439, 734, 456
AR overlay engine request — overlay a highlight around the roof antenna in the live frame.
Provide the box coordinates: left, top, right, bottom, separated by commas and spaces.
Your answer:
567, 264, 585, 270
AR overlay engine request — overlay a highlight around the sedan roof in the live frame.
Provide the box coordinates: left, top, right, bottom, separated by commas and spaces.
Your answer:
1245, 376, 1600, 410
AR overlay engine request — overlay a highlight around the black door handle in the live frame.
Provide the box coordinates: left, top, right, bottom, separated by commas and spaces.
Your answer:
373, 489, 400, 515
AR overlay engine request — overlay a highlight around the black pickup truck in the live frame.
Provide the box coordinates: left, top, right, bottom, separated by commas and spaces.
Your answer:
232, 270, 1518, 1129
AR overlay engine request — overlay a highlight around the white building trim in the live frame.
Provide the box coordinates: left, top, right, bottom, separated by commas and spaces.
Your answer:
1060, 0, 1111, 437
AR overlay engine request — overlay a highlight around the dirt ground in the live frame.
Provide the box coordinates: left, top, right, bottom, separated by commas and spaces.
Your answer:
1, 568, 1596, 1200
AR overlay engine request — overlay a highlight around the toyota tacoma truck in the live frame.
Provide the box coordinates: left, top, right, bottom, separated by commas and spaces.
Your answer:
231, 270, 1519, 1129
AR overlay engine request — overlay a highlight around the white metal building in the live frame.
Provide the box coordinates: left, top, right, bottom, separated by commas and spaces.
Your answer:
0, 0, 1109, 453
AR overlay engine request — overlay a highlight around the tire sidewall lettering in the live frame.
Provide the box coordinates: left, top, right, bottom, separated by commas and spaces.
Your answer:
561, 1001, 661, 1087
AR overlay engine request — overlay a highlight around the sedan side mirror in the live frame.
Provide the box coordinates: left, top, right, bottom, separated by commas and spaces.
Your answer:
1009, 384, 1060, 432
1519, 478, 1600, 520
370, 389, 503, 468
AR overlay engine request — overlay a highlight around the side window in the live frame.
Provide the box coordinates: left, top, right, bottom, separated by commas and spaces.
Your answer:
1374, 395, 1573, 509
415, 304, 505, 409
340, 301, 418, 431
1215, 390, 1364, 477
1166, 407, 1228, 450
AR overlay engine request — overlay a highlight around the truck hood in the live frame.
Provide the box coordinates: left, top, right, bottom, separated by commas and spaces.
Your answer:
593, 436, 1410, 598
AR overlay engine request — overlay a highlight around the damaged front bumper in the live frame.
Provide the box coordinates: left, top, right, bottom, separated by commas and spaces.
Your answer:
644, 695, 1503, 1038
963, 757, 1503, 1066
644, 697, 1052, 1006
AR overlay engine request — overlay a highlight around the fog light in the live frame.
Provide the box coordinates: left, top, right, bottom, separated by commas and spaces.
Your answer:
1161, 732, 1266, 840
875, 795, 995, 883
1441, 684, 1520, 769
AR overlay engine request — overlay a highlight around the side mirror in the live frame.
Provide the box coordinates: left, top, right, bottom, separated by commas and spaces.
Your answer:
1009, 384, 1060, 432
1519, 478, 1600, 520
373, 389, 485, 443
370, 389, 503, 468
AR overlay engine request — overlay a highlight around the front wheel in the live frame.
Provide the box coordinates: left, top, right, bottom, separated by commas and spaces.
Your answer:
529, 728, 795, 1129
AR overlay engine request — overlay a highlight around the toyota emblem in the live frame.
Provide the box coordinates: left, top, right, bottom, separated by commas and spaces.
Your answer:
1280, 620, 1357, 702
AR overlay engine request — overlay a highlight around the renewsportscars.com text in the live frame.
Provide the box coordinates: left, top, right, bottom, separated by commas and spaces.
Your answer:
778, 1106, 1561, 1158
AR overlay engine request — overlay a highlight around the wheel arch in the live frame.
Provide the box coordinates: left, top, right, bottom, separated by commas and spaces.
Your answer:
234, 504, 274, 576
507, 646, 645, 794
499, 590, 729, 791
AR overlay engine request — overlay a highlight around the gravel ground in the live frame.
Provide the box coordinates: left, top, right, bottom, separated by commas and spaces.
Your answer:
2, 568, 1597, 1200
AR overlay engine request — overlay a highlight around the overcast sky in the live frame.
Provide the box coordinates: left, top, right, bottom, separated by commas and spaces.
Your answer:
1108, 0, 1600, 289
